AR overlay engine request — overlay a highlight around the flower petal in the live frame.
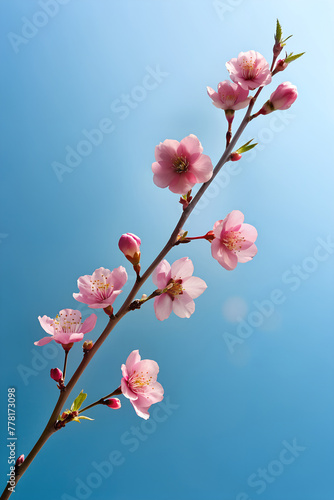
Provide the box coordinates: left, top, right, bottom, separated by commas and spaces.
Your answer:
125, 350, 141, 372
190, 154, 213, 183
238, 243, 258, 263
172, 292, 195, 318
232, 97, 252, 110
34, 336, 53, 346
171, 257, 194, 280
182, 276, 207, 299
80, 313, 97, 334
73, 292, 96, 305
54, 332, 84, 344
131, 399, 150, 420
109, 266, 128, 290
136, 383, 164, 405
152, 259, 171, 288
178, 134, 203, 162
213, 221, 224, 238
155, 139, 179, 162
121, 363, 128, 380
224, 210, 244, 231
121, 378, 138, 400
240, 223, 258, 242
211, 241, 238, 270
207, 86, 224, 108
154, 294, 173, 321
38, 315, 54, 335
132, 359, 159, 382
76, 274, 93, 292
80, 297, 121, 308
152, 161, 176, 188
168, 171, 197, 195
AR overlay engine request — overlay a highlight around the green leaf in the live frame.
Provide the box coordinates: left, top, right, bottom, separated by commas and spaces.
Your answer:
275, 19, 282, 43
70, 390, 87, 412
236, 139, 258, 154
284, 52, 305, 64
71, 415, 94, 423
282, 34, 293, 44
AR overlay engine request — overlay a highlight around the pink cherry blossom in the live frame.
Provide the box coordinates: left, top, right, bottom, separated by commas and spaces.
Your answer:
34, 309, 97, 347
152, 134, 213, 195
73, 267, 127, 309
152, 257, 207, 321
211, 210, 258, 270
226, 51, 272, 90
207, 81, 251, 111
118, 233, 141, 265
261, 82, 298, 114
121, 350, 164, 420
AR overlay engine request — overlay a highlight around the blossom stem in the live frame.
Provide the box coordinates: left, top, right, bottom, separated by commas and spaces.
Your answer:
0, 74, 264, 500
62, 350, 69, 381
128, 290, 162, 311
226, 122, 232, 148
270, 55, 278, 73
78, 387, 122, 414
186, 235, 207, 241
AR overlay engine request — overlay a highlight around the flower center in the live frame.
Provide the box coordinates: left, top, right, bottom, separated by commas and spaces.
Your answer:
129, 370, 153, 391
166, 278, 184, 298
222, 231, 245, 252
172, 156, 189, 174
90, 275, 113, 300
240, 58, 260, 80
55, 312, 81, 333
224, 94, 236, 107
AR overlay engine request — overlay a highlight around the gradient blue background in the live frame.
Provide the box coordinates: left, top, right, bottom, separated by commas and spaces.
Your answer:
1, 1, 334, 499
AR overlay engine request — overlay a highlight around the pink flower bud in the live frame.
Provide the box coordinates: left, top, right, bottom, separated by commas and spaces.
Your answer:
230, 152, 242, 162
50, 368, 63, 383
274, 59, 288, 73
16, 455, 24, 466
259, 82, 298, 115
204, 230, 215, 242
105, 398, 121, 409
118, 233, 141, 266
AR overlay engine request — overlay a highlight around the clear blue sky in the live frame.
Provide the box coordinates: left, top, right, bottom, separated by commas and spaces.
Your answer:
1, 1, 334, 499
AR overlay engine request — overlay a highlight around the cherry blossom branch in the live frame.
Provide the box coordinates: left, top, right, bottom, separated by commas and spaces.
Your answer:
2, 23, 305, 496
1, 88, 262, 500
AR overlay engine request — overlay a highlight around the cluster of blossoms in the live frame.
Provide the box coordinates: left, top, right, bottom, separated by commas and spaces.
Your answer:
32, 23, 300, 426
6, 22, 305, 500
